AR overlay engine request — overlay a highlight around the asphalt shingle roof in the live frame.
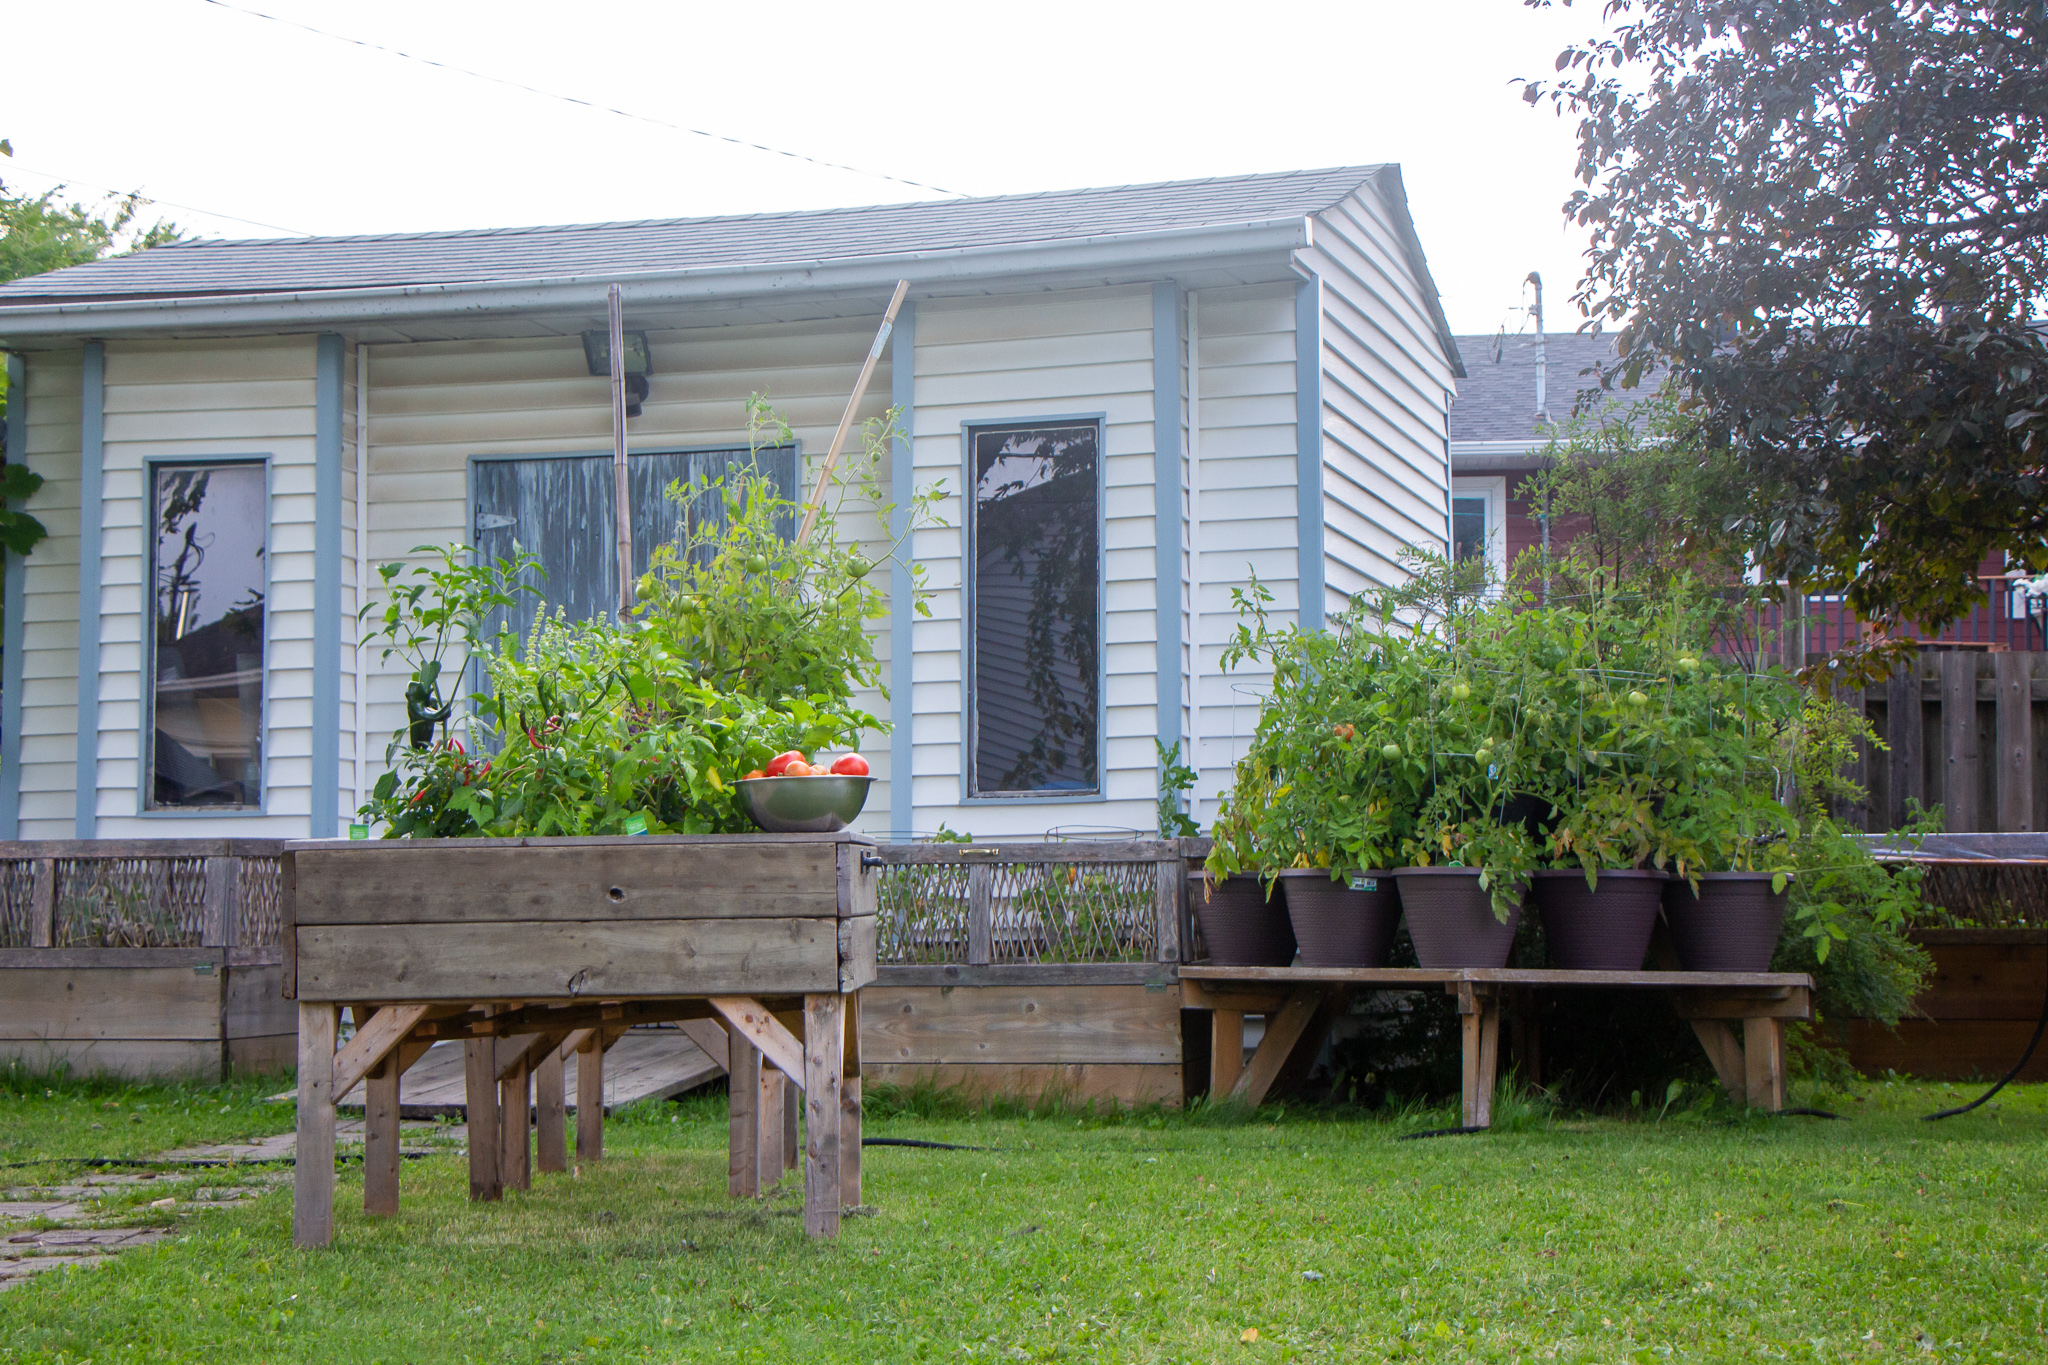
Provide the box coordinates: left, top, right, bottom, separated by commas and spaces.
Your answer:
0, 166, 1389, 303
1449, 331, 1657, 443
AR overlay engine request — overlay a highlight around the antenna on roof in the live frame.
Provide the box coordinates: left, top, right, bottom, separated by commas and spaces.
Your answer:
1525, 271, 1548, 426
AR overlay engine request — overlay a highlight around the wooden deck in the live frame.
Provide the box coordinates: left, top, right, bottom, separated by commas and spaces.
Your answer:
324, 1026, 729, 1119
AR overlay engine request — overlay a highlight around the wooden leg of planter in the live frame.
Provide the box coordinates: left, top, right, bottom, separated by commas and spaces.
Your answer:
463, 1037, 501, 1201
757, 1068, 786, 1191
1209, 1010, 1244, 1099
535, 1046, 567, 1174
1456, 984, 1501, 1129
1689, 1020, 1746, 1104
1744, 1016, 1786, 1111
803, 993, 845, 1239
575, 1032, 604, 1164
1234, 988, 1322, 1107
364, 1051, 401, 1218
293, 1001, 336, 1248
840, 992, 861, 1205
785, 1072, 801, 1173
728, 1028, 761, 1198
499, 1056, 531, 1191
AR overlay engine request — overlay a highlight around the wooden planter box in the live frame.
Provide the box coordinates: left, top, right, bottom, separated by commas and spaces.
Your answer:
1847, 929, 2048, 1080
282, 832, 880, 1245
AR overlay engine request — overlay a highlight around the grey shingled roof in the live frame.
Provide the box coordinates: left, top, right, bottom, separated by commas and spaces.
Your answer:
0, 166, 1388, 303
1449, 331, 1657, 443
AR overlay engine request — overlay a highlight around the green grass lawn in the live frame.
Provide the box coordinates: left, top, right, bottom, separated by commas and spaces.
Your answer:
2, 1077, 2045, 1363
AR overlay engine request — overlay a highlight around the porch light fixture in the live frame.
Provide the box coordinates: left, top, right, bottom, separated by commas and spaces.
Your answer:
582, 328, 652, 417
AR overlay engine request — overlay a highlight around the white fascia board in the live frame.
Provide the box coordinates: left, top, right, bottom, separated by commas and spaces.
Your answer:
0, 218, 1312, 343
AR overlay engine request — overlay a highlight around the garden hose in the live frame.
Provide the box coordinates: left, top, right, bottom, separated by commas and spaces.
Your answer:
1921, 955, 2048, 1122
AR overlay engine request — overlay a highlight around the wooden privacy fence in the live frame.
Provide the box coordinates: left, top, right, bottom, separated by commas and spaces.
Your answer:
1831, 651, 2048, 834
0, 840, 294, 1079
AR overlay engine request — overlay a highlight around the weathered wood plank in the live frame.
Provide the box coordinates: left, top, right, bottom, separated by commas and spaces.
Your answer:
710, 997, 806, 1088
0, 839, 286, 858
966, 863, 993, 966
864, 1063, 1185, 1106
290, 842, 843, 925
836, 842, 879, 920
331, 1004, 431, 1099
840, 993, 861, 1204
29, 858, 53, 948
861, 984, 1183, 1066
877, 963, 1176, 988
876, 840, 1183, 865
727, 1027, 760, 1198
499, 1057, 531, 1192
293, 919, 843, 1000
1233, 988, 1322, 1106
676, 1018, 729, 1068
757, 1068, 787, 1190
0, 964, 226, 1041
575, 1031, 604, 1162
463, 1037, 501, 1201
1459, 989, 1501, 1129
292, 1002, 336, 1248
1941, 651, 1980, 832
1997, 653, 2035, 833
1744, 1016, 1786, 1110
363, 1052, 401, 1218
1689, 1019, 1746, 1104
201, 856, 240, 948
804, 993, 845, 1239
838, 916, 878, 992
1209, 1009, 1243, 1097
1153, 860, 1183, 964
535, 1046, 567, 1175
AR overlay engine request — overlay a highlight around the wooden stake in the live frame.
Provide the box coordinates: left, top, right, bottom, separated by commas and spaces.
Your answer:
795, 280, 909, 545
803, 993, 846, 1238
609, 283, 633, 613
727, 1027, 761, 1198
574, 1031, 604, 1164
363, 1053, 401, 1217
462, 1037, 501, 1201
535, 1045, 567, 1174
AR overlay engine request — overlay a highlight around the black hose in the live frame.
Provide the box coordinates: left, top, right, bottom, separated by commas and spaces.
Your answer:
1396, 1125, 1489, 1141
1923, 954, 2048, 1121
1778, 1107, 1844, 1119
860, 1137, 991, 1151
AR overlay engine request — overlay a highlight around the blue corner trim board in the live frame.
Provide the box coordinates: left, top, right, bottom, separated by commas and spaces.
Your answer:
887, 300, 916, 840
1152, 282, 1183, 755
1294, 276, 1325, 633
311, 334, 344, 837
1, 355, 26, 838
74, 343, 104, 838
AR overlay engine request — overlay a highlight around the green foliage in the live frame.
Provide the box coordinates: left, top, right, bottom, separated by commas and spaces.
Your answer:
1522, 2, 2048, 630
1154, 740, 1198, 838
357, 399, 941, 838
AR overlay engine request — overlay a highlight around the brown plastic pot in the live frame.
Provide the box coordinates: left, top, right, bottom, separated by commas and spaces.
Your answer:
1393, 866, 1524, 968
1190, 873, 1297, 966
1530, 868, 1667, 971
1274, 869, 1401, 968
1663, 872, 1791, 972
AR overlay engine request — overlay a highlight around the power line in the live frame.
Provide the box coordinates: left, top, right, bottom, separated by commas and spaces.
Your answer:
2, 160, 314, 237
196, 0, 966, 200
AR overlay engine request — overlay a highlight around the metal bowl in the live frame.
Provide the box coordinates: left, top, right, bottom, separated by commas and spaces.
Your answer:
736, 774, 872, 833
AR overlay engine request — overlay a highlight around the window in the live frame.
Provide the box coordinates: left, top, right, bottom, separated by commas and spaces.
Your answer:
148, 462, 266, 809
1450, 476, 1507, 586
966, 420, 1101, 798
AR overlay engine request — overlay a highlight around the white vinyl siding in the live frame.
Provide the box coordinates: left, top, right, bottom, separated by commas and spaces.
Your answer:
1185, 283, 1297, 820
95, 338, 317, 836
1305, 188, 1457, 616
16, 352, 84, 837
907, 286, 1159, 838
360, 319, 897, 831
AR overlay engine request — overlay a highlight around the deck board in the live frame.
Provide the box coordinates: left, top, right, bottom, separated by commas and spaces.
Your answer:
327, 1028, 726, 1119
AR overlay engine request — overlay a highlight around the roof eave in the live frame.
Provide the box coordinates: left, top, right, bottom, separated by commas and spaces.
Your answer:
0, 218, 1313, 343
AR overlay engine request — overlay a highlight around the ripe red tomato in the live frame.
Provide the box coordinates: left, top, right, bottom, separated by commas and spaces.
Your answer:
787, 759, 817, 776
742, 769, 765, 781
764, 750, 806, 777
829, 753, 870, 777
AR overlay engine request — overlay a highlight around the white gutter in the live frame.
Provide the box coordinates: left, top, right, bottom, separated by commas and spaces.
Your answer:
0, 219, 1312, 343
353, 342, 370, 819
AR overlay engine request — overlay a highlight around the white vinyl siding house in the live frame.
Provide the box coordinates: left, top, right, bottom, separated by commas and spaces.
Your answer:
0, 166, 1464, 842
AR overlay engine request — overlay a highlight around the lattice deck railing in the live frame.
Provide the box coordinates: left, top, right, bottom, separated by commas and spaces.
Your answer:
0, 840, 285, 949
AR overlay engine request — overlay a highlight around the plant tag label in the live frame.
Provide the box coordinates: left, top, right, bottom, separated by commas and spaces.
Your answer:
347, 823, 369, 840
623, 814, 648, 836
1349, 876, 1379, 892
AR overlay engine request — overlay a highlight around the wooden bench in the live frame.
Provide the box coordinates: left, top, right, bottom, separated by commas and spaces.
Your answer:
1180, 967, 1814, 1127
282, 832, 878, 1245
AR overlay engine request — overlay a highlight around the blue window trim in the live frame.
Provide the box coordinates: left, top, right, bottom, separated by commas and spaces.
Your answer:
958, 411, 1108, 805
888, 300, 916, 838
74, 342, 104, 839
311, 334, 343, 836
1, 354, 26, 838
137, 454, 274, 819
1152, 283, 1182, 761
1295, 275, 1326, 633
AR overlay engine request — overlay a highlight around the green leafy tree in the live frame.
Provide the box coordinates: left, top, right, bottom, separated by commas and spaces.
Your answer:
1523, 0, 2048, 630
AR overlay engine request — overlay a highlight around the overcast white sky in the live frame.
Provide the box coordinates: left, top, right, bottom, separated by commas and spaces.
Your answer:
3, 0, 1603, 339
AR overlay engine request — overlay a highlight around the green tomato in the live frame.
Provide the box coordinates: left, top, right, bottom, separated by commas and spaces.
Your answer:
1628, 690, 1649, 707
1678, 656, 1700, 673
1451, 682, 1472, 702
745, 553, 770, 574
1380, 743, 1402, 761
846, 552, 872, 579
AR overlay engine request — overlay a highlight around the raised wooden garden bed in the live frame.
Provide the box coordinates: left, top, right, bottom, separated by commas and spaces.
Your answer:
282, 832, 879, 1245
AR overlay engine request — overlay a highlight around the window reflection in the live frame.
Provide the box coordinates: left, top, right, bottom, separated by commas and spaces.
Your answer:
969, 422, 1100, 796
150, 464, 265, 809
